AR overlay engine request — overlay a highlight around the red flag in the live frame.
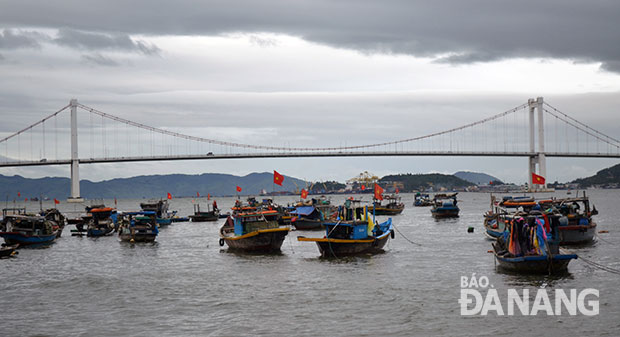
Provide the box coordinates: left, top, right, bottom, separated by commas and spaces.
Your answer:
374, 184, 384, 201
25, 198, 28, 202
17, 192, 21, 197
273, 170, 284, 186
301, 189, 308, 199
361, 185, 366, 191
167, 192, 172, 199
207, 193, 211, 200
236, 186, 242, 192
532, 173, 546, 185
197, 192, 200, 198
395, 188, 399, 194
54, 198, 60, 204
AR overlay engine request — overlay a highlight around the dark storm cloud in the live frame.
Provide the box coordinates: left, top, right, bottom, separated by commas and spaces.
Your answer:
0, 28, 43, 49
54, 29, 160, 55
1, 1, 619, 70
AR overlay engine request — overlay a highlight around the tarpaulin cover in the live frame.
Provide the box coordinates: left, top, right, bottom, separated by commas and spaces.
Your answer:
291, 206, 316, 216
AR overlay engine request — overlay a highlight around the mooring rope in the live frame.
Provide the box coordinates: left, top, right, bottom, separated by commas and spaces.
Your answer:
561, 248, 620, 275
391, 223, 422, 246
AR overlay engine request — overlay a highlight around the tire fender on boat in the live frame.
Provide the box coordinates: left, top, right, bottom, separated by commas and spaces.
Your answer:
390, 230, 395, 239
219, 238, 225, 247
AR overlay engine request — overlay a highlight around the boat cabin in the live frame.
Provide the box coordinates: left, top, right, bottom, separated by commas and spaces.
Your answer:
233, 210, 280, 236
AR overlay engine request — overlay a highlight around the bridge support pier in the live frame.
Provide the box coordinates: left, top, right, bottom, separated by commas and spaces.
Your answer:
68, 98, 84, 203
527, 97, 548, 192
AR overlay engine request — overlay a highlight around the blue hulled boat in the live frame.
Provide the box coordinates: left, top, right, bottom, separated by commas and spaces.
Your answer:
298, 201, 394, 257
0, 214, 61, 246
118, 211, 159, 242
140, 200, 175, 226
414, 193, 432, 207
431, 193, 459, 218
492, 214, 577, 274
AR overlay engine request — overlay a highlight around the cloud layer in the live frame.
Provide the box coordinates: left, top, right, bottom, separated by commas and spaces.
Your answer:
2, 1, 620, 71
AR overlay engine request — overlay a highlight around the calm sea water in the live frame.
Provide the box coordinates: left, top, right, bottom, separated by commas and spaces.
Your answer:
1, 190, 619, 336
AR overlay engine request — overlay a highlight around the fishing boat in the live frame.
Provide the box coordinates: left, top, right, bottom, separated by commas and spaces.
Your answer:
431, 193, 459, 218
290, 197, 337, 230
492, 214, 577, 274
0, 214, 61, 246
0, 243, 19, 258
219, 201, 289, 252
188, 202, 219, 222
483, 196, 539, 239
118, 211, 159, 242
371, 194, 405, 215
140, 200, 175, 226
553, 194, 597, 245
85, 207, 118, 237
414, 193, 432, 207
297, 200, 394, 257
41, 208, 66, 238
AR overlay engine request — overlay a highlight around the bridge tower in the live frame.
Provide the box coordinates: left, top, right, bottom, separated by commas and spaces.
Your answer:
68, 98, 84, 202
528, 97, 547, 191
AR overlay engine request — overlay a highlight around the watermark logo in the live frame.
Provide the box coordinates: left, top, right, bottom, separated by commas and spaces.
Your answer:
458, 274, 599, 316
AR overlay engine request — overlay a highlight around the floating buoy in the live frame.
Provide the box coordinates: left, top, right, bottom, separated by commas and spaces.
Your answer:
390, 230, 395, 239
130, 239, 135, 243
599, 230, 609, 234
467, 227, 474, 233
487, 250, 493, 253
219, 238, 225, 246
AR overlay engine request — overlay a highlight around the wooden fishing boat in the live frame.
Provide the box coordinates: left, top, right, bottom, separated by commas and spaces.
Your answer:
140, 199, 175, 226
0, 243, 19, 258
41, 208, 66, 238
219, 208, 289, 252
118, 211, 159, 242
492, 214, 577, 274
414, 193, 432, 207
86, 207, 117, 237
554, 194, 597, 245
189, 203, 219, 222
431, 193, 459, 218
0, 214, 61, 246
298, 201, 394, 257
371, 194, 405, 215
290, 197, 337, 230
485, 194, 597, 245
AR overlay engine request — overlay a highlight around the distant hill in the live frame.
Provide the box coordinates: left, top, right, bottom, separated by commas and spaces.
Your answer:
379, 173, 474, 191
0, 172, 307, 199
453, 171, 502, 185
571, 163, 620, 187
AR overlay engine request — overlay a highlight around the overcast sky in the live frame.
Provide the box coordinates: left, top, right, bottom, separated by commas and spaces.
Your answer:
1, 1, 619, 184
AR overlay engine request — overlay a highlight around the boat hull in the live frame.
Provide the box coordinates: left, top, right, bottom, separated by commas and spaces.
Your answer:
372, 207, 404, 216
189, 215, 218, 222
0, 232, 58, 246
431, 208, 460, 218
492, 242, 577, 274
0, 244, 19, 258
221, 228, 289, 252
558, 223, 596, 245
316, 235, 390, 257
119, 233, 157, 242
87, 227, 114, 237
292, 219, 324, 230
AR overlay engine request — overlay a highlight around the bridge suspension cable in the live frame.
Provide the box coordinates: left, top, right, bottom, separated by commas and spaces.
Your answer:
77, 102, 529, 152
0, 104, 71, 143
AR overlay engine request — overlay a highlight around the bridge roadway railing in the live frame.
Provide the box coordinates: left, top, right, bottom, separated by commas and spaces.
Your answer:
1, 150, 619, 167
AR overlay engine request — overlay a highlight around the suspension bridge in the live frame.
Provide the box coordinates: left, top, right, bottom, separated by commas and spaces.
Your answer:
1, 97, 619, 201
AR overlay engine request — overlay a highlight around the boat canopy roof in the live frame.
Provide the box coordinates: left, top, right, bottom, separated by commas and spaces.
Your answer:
290, 206, 316, 216
122, 211, 156, 215
90, 207, 115, 213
